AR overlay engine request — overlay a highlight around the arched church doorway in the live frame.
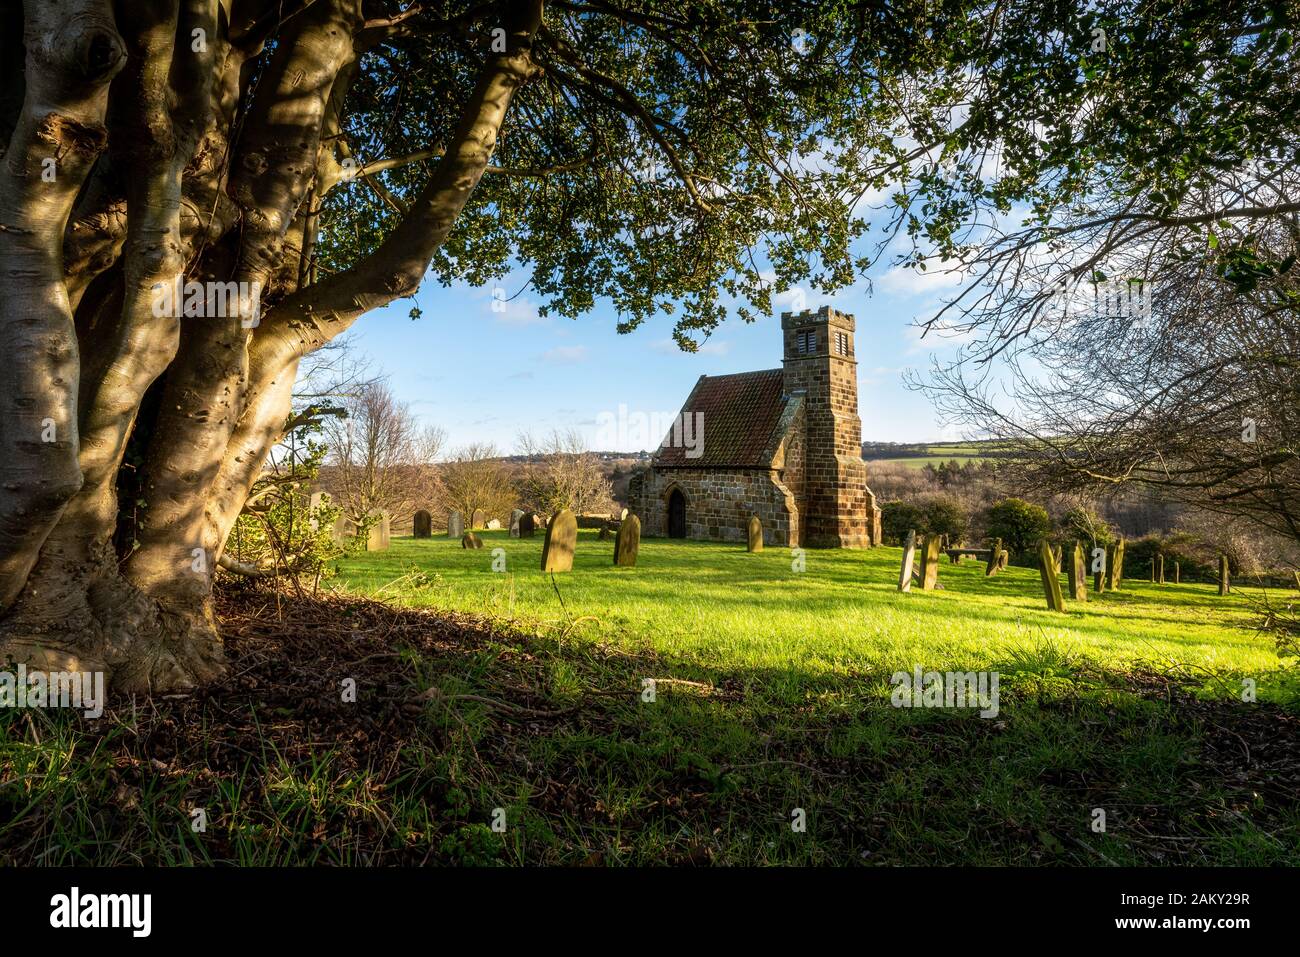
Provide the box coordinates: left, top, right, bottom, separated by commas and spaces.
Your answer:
668, 488, 686, 538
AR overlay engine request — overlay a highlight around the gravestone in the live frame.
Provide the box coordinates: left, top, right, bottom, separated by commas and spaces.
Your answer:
1155, 553, 1164, 584
1069, 541, 1087, 601
413, 510, 432, 538
461, 532, 483, 549
920, 534, 941, 590
509, 509, 524, 537
1111, 538, 1125, 589
519, 513, 536, 538
996, 549, 1009, 571
541, 509, 577, 572
486, 518, 502, 530
447, 510, 464, 538
309, 491, 325, 532
1174, 561, 1181, 584
471, 509, 486, 529
1218, 555, 1230, 595
332, 512, 352, 542
898, 530, 917, 592
746, 514, 763, 552
1037, 540, 1066, 612
614, 514, 640, 567
598, 524, 611, 541
620, 507, 629, 520
985, 538, 1003, 577
366, 511, 391, 552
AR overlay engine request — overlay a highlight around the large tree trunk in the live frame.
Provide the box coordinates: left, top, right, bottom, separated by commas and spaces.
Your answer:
0, 0, 544, 690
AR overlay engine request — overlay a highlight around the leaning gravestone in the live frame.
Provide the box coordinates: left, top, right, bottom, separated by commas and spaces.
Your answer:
1037, 540, 1066, 612
447, 510, 464, 538
614, 514, 640, 567
898, 530, 917, 592
985, 538, 1003, 577
920, 534, 941, 590
413, 509, 432, 538
1111, 538, 1125, 589
366, 511, 391, 552
1155, 553, 1165, 584
1069, 541, 1087, 601
462, 532, 483, 549
1218, 555, 1230, 595
541, 509, 577, 572
519, 513, 536, 538
747, 514, 763, 552
509, 509, 524, 538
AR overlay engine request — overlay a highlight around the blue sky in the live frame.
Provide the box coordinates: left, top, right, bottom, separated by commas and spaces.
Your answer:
341, 239, 974, 455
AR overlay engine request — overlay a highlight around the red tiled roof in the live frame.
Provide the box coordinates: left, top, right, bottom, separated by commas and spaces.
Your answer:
653, 369, 787, 468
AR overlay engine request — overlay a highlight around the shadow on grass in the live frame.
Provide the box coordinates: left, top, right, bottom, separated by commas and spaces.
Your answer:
1, 587, 1297, 866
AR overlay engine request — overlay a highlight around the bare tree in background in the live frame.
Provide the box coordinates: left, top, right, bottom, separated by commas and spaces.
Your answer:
518, 429, 616, 516
439, 443, 518, 526
920, 176, 1300, 557
322, 380, 445, 532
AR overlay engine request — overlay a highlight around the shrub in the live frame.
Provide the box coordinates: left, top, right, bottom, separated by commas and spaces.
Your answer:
922, 495, 969, 543
985, 497, 1052, 560
880, 500, 926, 545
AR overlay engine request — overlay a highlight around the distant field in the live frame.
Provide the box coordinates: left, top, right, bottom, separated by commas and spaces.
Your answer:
861, 439, 1014, 468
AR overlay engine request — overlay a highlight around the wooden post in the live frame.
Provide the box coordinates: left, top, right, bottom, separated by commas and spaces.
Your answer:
920, 534, 942, 590
1037, 540, 1066, 612
898, 530, 917, 592
1218, 555, 1230, 595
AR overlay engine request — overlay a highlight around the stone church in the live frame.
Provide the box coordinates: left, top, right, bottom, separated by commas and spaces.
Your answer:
628, 306, 882, 547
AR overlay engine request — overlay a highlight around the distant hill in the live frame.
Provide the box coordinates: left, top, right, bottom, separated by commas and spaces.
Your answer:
861, 438, 1013, 468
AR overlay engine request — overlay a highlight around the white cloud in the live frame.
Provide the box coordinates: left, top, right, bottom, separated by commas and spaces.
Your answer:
877, 261, 968, 299
542, 345, 588, 364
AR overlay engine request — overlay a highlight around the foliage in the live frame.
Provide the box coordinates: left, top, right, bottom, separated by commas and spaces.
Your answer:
984, 498, 1052, 559
880, 501, 927, 546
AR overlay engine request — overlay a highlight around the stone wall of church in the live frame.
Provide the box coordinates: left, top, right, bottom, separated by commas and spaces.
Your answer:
627, 467, 800, 546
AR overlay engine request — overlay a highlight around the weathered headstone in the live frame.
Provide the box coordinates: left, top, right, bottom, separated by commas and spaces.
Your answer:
471, 509, 486, 529
614, 514, 640, 567
920, 534, 941, 590
1174, 561, 1181, 584
413, 509, 432, 538
366, 511, 391, 552
1069, 541, 1087, 601
746, 514, 763, 553
1111, 538, 1125, 589
461, 532, 483, 549
309, 491, 325, 532
1037, 540, 1066, 612
541, 509, 577, 572
620, 507, 629, 520
519, 512, 536, 538
332, 512, 352, 542
1104, 543, 1117, 590
1218, 555, 1230, 595
509, 509, 524, 538
898, 530, 917, 592
447, 510, 464, 538
996, 548, 1009, 571
486, 518, 502, 530
985, 538, 1003, 577
1155, 553, 1164, 584
598, 524, 611, 541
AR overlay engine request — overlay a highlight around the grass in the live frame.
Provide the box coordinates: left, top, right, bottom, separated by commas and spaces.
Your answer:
2, 531, 1296, 866
335, 531, 1285, 691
